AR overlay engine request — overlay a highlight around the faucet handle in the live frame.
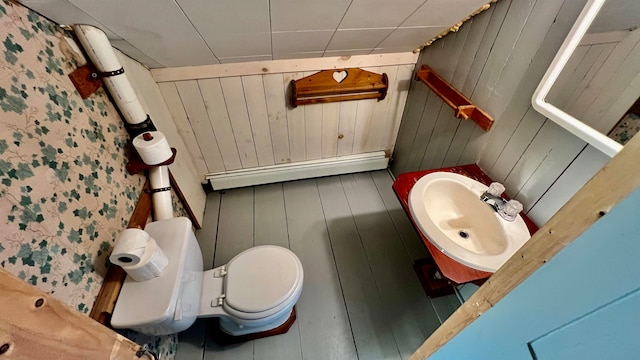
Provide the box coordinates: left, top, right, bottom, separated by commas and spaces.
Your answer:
486, 182, 505, 197
499, 199, 523, 222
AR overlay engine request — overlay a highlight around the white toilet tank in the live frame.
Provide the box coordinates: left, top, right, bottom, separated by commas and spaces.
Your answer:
111, 217, 203, 335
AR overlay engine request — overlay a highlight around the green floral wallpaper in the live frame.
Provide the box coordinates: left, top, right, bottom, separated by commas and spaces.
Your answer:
0, 1, 180, 358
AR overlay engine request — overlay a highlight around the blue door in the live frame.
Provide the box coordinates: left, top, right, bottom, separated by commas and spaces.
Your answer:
426, 187, 640, 360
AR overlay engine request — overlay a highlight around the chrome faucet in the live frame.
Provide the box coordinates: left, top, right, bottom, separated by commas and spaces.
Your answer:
480, 182, 522, 222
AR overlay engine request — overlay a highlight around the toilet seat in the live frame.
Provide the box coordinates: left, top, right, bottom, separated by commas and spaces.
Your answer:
222, 246, 303, 320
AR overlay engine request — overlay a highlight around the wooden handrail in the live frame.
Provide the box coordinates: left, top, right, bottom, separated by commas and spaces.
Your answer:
415, 65, 494, 131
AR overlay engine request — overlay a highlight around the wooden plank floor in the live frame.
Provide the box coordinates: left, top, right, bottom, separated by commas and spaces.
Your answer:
178, 170, 460, 360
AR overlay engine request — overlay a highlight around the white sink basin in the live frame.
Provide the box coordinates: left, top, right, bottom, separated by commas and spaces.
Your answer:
408, 172, 531, 272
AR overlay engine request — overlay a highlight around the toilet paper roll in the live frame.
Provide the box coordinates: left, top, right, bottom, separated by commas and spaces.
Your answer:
119, 237, 169, 282
133, 131, 173, 165
110, 228, 151, 266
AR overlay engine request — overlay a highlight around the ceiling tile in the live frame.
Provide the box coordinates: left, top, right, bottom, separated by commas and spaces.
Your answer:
20, 0, 121, 39
207, 33, 272, 58
177, 0, 270, 34
272, 31, 334, 54
273, 52, 324, 60
69, 0, 217, 66
377, 26, 447, 51
402, 0, 489, 27
270, 0, 351, 31
338, 0, 426, 29
324, 49, 372, 57
326, 29, 393, 51
111, 40, 164, 68
219, 55, 273, 64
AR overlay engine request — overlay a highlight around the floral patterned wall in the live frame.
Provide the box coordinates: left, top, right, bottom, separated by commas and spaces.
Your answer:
0, 1, 181, 358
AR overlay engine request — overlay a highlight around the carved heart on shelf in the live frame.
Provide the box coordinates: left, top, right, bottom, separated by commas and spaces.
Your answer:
332, 70, 347, 83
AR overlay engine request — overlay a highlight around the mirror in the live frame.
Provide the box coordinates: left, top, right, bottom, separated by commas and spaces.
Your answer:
532, 0, 640, 157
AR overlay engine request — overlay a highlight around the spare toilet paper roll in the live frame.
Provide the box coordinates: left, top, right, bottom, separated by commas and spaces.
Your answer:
132, 131, 173, 165
116, 237, 169, 282
110, 228, 151, 266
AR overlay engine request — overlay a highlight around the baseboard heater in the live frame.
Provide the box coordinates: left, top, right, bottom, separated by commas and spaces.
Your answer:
206, 151, 389, 190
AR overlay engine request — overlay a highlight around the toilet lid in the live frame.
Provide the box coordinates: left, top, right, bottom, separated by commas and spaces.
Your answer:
224, 246, 302, 314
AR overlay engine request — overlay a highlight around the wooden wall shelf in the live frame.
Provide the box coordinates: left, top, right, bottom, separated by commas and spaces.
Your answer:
415, 65, 494, 131
290, 68, 388, 107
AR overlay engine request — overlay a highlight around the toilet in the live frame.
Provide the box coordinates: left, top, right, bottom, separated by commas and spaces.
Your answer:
110, 217, 304, 336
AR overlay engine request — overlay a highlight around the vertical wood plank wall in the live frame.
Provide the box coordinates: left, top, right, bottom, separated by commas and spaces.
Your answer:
392, 0, 621, 225
156, 64, 415, 175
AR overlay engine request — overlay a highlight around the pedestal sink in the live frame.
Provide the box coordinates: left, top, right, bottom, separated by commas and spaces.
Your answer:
408, 172, 531, 272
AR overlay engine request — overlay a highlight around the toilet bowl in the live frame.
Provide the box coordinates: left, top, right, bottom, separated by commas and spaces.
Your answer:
111, 217, 304, 336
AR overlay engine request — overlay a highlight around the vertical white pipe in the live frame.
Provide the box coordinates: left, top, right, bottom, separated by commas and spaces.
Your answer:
149, 166, 174, 220
72, 24, 147, 125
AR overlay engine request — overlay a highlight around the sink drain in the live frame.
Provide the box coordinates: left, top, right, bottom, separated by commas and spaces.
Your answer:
458, 230, 469, 239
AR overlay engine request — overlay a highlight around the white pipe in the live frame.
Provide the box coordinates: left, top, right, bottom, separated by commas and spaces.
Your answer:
72, 24, 147, 125
531, 0, 622, 158
149, 166, 174, 220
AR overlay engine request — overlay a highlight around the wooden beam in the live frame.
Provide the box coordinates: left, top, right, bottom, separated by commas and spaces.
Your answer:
0, 267, 144, 359
90, 180, 152, 325
411, 132, 640, 359
150, 52, 419, 82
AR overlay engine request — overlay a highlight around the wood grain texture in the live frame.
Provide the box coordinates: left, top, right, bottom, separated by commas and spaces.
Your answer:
0, 267, 142, 360
410, 114, 640, 360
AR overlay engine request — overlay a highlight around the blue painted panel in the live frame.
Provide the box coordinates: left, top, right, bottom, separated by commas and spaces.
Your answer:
530, 289, 640, 359
428, 186, 640, 360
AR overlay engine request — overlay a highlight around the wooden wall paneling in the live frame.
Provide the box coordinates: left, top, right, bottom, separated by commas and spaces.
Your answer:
316, 176, 402, 360
175, 80, 226, 173
403, 41, 446, 172
197, 78, 243, 171
242, 75, 276, 167
563, 42, 621, 116
421, 27, 471, 170
263, 73, 292, 164
219, 77, 260, 168
364, 66, 396, 153
214, 187, 255, 267
321, 102, 340, 158
568, 29, 640, 121
351, 67, 379, 154
367, 65, 398, 153
477, 0, 587, 173
490, 108, 547, 182
546, 45, 596, 109
586, 36, 640, 132
503, 123, 587, 211
282, 72, 306, 162
302, 71, 323, 160
337, 100, 358, 156
340, 173, 441, 358
385, 65, 415, 156
370, 170, 429, 261
527, 145, 609, 224
456, 0, 518, 165
158, 82, 210, 176
441, 13, 494, 167
252, 183, 303, 360
283, 180, 358, 359
389, 62, 429, 174
467, 0, 562, 166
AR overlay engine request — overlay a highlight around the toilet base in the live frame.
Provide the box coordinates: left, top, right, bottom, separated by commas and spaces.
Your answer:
211, 307, 297, 345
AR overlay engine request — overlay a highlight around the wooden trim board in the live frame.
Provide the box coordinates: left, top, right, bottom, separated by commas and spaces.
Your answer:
411, 126, 640, 358
151, 53, 419, 82
0, 267, 144, 359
